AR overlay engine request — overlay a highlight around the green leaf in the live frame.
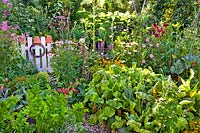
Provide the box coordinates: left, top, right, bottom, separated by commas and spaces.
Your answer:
106, 99, 123, 109
91, 94, 104, 104
113, 91, 121, 98
176, 105, 183, 116
177, 92, 187, 98
189, 83, 199, 97
129, 101, 136, 112
189, 69, 194, 80
139, 129, 153, 133
89, 114, 98, 124
111, 116, 126, 129
98, 112, 107, 122
177, 117, 188, 128
81, 0, 93, 5
104, 106, 115, 117
179, 100, 193, 105
195, 91, 200, 101
127, 120, 141, 132
179, 78, 191, 92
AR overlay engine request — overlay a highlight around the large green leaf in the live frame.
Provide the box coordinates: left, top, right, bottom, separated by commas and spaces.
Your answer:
104, 106, 115, 117
111, 116, 126, 129
106, 99, 123, 109
91, 94, 104, 104
127, 119, 141, 132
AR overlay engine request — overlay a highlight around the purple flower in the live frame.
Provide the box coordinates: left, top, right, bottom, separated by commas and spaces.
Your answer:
2, 0, 8, 3
149, 44, 153, 48
1, 21, 8, 31
8, 3, 12, 8
10, 37, 15, 41
145, 38, 150, 42
156, 43, 159, 48
142, 60, 146, 64
142, 44, 146, 48
5, 9, 9, 16
149, 54, 154, 59
109, 43, 114, 50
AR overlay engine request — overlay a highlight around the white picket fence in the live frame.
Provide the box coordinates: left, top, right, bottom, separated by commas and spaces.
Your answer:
19, 36, 53, 72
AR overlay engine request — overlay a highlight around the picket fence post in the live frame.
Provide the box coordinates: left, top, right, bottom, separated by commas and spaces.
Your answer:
20, 36, 53, 72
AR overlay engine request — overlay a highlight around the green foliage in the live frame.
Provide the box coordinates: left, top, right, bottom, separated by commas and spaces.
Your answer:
8, 72, 50, 90
153, 0, 198, 24
0, 95, 20, 132
84, 65, 200, 132
51, 46, 84, 84
0, 84, 87, 132
0, 1, 37, 81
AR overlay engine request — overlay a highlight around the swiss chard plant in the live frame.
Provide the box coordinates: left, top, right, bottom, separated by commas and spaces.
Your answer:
84, 65, 200, 132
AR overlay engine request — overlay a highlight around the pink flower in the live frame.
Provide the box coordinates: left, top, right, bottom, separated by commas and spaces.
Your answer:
142, 60, 146, 64
67, 39, 72, 44
149, 54, 154, 59
153, 23, 158, 31
18, 35, 25, 43
15, 25, 19, 29
72, 87, 78, 94
156, 43, 159, 48
145, 38, 150, 42
64, 88, 70, 95
163, 23, 168, 27
69, 82, 73, 85
142, 44, 146, 48
2, 0, 8, 3
25, 33, 30, 37
4, 34, 8, 38
10, 37, 15, 41
81, 46, 85, 53
149, 44, 153, 48
61, 88, 65, 93
148, 29, 153, 35
154, 32, 159, 37
5, 9, 9, 16
10, 33, 15, 37
1, 21, 8, 31
75, 82, 78, 86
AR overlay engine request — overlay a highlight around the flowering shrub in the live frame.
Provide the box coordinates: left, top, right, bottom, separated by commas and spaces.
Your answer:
0, 0, 18, 74
0, 0, 37, 80
57, 78, 88, 104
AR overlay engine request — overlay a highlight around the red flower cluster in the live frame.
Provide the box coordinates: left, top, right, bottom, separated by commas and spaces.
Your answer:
58, 80, 79, 95
149, 23, 168, 37
58, 88, 70, 95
